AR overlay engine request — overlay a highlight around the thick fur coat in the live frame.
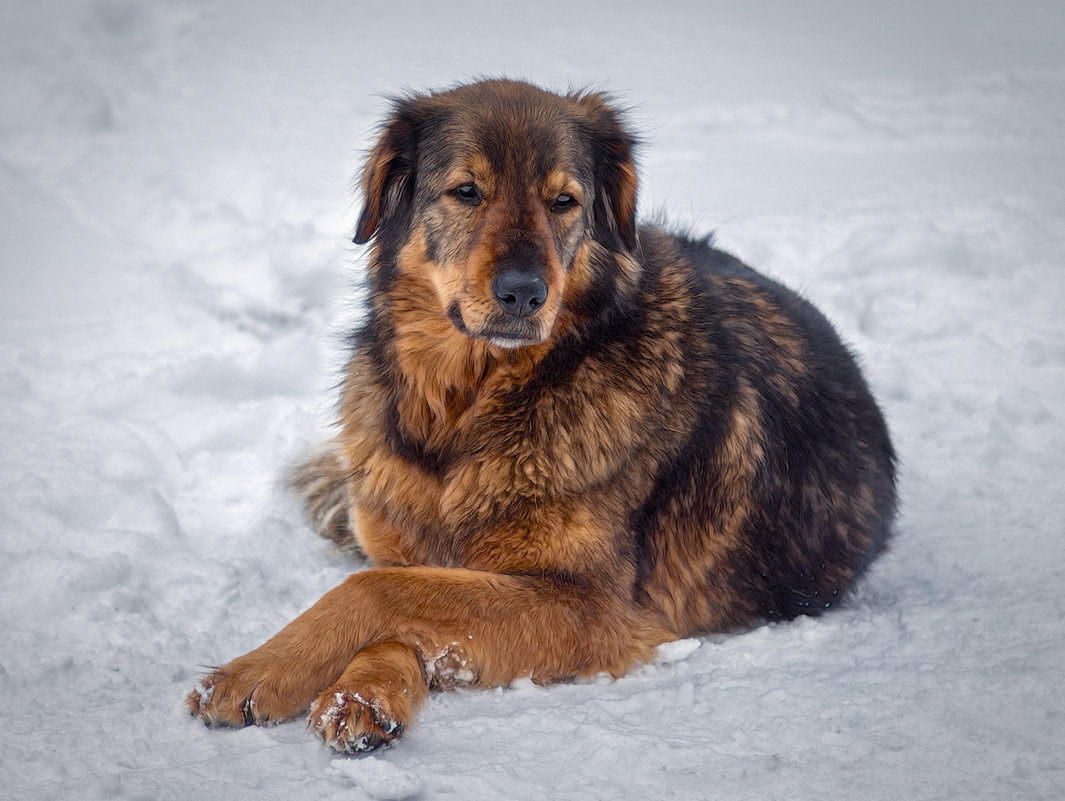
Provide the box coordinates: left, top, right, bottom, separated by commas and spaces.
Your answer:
188, 79, 896, 752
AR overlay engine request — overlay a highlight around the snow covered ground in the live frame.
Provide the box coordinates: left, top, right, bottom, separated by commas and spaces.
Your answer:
2, 1, 1063, 798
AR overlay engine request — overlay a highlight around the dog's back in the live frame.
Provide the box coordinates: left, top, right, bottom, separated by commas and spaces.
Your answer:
627, 229, 895, 631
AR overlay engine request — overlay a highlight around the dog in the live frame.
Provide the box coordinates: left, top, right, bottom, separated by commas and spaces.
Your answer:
187, 78, 896, 752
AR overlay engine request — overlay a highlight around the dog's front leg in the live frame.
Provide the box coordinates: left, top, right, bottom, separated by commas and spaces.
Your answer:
189, 566, 662, 748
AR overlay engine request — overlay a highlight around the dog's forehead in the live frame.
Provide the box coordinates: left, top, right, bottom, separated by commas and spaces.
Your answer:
421, 85, 592, 182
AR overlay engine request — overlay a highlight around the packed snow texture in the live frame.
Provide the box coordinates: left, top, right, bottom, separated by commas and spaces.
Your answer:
2, 1, 1063, 799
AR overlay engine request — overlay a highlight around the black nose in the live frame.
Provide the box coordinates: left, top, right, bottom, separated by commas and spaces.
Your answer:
492, 270, 548, 318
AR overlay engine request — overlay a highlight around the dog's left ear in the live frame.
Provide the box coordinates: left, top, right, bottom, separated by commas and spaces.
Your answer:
574, 92, 639, 252
353, 99, 423, 245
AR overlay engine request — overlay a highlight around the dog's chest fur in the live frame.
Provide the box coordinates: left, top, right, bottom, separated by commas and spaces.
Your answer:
336, 248, 704, 575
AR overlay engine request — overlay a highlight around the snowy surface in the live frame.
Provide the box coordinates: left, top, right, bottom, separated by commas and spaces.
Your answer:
2, 1, 1064, 799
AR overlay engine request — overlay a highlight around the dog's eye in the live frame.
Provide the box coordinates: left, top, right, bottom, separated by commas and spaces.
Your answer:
550, 194, 577, 213
452, 184, 482, 205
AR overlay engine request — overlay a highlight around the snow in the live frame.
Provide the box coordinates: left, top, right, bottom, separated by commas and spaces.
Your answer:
330, 756, 424, 800
1, 1, 1063, 799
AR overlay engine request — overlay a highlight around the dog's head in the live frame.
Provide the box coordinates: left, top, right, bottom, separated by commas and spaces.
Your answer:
353, 79, 639, 349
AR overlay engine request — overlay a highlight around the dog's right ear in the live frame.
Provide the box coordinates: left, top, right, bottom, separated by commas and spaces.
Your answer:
353, 101, 423, 245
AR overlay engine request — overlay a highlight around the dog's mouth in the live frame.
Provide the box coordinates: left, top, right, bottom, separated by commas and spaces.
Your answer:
482, 329, 543, 349
447, 303, 545, 349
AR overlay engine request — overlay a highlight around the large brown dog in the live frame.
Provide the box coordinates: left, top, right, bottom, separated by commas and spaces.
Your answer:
187, 79, 896, 752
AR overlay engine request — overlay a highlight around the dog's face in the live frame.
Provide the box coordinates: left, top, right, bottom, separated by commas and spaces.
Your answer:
354, 80, 639, 349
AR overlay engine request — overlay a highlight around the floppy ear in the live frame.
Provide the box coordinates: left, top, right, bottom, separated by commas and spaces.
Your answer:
574, 92, 639, 252
353, 101, 422, 245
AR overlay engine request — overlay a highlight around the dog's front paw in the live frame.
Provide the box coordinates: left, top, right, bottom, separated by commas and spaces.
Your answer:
310, 689, 406, 753
187, 654, 320, 727
308, 641, 428, 752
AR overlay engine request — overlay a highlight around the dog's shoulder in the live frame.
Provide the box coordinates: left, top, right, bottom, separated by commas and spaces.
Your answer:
636, 227, 865, 383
